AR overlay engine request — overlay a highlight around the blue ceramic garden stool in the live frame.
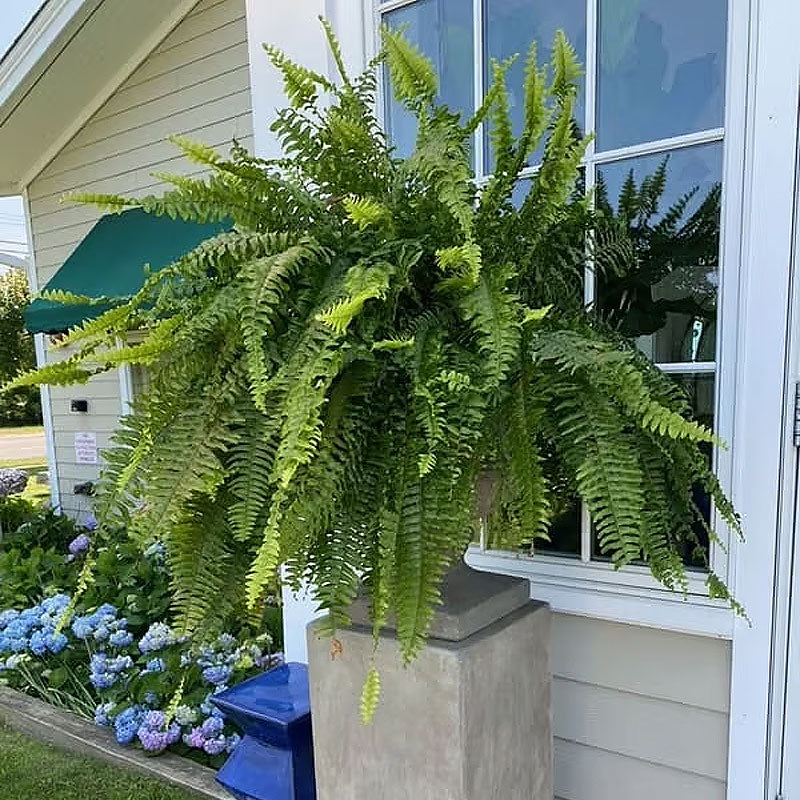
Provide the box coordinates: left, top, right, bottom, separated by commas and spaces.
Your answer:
211, 662, 316, 800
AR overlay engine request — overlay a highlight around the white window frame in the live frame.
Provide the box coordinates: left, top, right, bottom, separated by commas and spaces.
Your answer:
370, 0, 750, 638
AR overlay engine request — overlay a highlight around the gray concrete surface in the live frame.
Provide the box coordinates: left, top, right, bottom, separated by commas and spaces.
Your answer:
0, 687, 228, 799
0, 430, 45, 462
308, 568, 553, 800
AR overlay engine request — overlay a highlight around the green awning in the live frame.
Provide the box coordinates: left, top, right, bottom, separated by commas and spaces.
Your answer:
25, 208, 228, 334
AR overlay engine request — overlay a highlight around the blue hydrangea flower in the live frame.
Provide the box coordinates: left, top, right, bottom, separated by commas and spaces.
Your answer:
109, 630, 133, 648
113, 706, 144, 745
202, 665, 232, 686
45, 631, 67, 654
0, 610, 19, 627
94, 702, 115, 726
226, 733, 241, 753
145, 658, 165, 674
82, 514, 98, 532
29, 630, 47, 656
138, 622, 176, 654
144, 691, 159, 706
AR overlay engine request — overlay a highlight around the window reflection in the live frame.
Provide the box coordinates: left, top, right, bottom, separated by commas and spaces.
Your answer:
595, 143, 722, 364
383, 0, 474, 159
597, 0, 727, 150
484, 0, 586, 168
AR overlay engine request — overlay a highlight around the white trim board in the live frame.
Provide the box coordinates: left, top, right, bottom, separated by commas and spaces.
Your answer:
22, 188, 60, 512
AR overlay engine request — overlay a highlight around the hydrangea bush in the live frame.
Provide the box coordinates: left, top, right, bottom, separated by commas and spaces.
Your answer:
0, 594, 280, 760
0, 468, 28, 498
0, 498, 283, 763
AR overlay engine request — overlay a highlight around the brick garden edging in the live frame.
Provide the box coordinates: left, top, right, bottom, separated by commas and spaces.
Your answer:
0, 687, 229, 799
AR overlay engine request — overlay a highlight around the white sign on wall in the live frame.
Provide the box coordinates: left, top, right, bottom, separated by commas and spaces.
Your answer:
74, 432, 98, 465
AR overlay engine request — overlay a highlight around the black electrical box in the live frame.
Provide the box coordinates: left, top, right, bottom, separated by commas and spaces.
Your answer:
71, 399, 89, 413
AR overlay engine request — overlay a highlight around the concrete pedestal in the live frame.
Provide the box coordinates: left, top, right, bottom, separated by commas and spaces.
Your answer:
307, 565, 552, 800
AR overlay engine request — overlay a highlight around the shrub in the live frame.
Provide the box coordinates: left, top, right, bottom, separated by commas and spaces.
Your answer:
0, 270, 40, 427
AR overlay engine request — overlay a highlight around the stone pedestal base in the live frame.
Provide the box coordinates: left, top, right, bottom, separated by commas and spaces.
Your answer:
307, 566, 552, 800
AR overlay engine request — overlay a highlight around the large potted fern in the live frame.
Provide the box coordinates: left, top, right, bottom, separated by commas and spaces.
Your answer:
7, 22, 739, 726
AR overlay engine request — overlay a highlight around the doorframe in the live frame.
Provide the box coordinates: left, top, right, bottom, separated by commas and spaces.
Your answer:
727, 0, 800, 797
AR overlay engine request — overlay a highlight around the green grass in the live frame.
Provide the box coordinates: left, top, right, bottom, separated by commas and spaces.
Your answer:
0, 425, 44, 438
0, 456, 47, 469
0, 724, 202, 799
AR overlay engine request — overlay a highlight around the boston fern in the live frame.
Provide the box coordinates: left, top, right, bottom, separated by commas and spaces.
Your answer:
6, 22, 741, 717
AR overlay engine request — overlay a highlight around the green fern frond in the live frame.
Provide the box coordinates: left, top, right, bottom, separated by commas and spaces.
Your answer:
169, 495, 233, 635
263, 43, 335, 107
381, 25, 438, 107
360, 666, 382, 723
2, 356, 95, 391
550, 30, 583, 99
168, 135, 222, 167
342, 196, 391, 230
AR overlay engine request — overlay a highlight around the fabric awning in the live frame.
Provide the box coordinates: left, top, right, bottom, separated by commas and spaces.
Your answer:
25, 208, 228, 334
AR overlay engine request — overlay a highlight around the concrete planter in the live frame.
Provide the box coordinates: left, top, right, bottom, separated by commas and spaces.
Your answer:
307, 564, 553, 800
0, 687, 228, 799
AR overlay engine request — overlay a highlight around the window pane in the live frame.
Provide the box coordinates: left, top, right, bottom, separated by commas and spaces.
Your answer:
595, 142, 722, 364
597, 0, 727, 151
536, 501, 581, 558
383, 0, 474, 159
484, 0, 586, 168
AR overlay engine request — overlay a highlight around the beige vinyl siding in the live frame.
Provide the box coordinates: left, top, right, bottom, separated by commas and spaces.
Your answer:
27, 0, 253, 514
551, 613, 731, 800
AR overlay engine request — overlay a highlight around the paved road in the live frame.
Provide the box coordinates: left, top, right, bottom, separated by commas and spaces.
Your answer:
0, 432, 46, 463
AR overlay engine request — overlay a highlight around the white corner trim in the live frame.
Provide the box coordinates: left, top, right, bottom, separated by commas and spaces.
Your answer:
20, 0, 201, 188
21, 188, 61, 512
0, 0, 96, 110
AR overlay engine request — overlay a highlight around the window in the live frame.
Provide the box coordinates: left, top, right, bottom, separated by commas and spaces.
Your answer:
374, 0, 736, 631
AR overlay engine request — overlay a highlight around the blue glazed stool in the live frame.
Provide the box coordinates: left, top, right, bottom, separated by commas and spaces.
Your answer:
211, 662, 316, 800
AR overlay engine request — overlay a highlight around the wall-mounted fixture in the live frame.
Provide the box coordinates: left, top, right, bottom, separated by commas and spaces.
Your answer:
70, 399, 88, 413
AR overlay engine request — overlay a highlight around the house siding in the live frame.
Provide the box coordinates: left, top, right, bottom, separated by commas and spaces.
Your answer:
552, 613, 730, 799
26, 0, 253, 514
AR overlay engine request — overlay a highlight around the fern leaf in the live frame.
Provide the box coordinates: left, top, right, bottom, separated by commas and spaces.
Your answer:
360, 666, 382, 723
381, 25, 438, 107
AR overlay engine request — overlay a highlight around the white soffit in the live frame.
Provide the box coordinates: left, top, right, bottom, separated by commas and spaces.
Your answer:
0, 0, 194, 195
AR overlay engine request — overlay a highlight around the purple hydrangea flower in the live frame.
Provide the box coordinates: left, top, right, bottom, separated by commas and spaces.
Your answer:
201, 716, 224, 738
202, 735, 228, 756
183, 727, 206, 749
68, 533, 91, 556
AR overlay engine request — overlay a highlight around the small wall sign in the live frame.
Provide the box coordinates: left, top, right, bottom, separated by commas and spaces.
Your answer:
74, 432, 98, 465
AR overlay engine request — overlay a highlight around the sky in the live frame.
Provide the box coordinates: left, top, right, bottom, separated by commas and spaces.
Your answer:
0, 0, 45, 264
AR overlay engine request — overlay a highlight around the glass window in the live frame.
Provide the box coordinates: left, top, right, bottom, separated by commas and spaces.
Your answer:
383, 0, 474, 159
597, 0, 727, 150
595, 143, 722, 364
377, 0, 728, 578
484, 0, 586, 167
